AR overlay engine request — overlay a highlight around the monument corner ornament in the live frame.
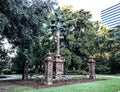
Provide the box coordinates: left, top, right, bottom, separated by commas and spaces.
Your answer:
88, 56, 96, 79
44, 51, 54, 85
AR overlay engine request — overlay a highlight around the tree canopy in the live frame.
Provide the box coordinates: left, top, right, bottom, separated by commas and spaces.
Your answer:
0, 0, 57, 78
0, 2, 120, 75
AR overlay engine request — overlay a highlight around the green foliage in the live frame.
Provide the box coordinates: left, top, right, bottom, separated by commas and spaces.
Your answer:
60, 7, 120, 74
71, 53, 82, 70
0, 75, 6, 78
0, 0, 56, 47
1, 68, 11, 74
0, 13, 9, 70
1, 0, 120, 75
61, 48, 71, 70
60, 6, 96, 71
0, 13, 8, 33
67, 70, 87, 75
109, 54, 120, 74
12, 50, 25, 74
0, 0, 57, 75
96, 65, 110, 74
0, 39, 9, 71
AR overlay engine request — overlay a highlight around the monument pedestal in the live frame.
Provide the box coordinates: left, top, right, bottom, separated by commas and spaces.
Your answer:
55, 54, 64, 79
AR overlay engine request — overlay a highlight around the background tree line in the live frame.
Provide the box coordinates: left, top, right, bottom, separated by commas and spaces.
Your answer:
0, 0, 120, 78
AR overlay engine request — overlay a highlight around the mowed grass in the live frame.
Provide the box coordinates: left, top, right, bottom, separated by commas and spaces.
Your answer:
10, 78, 120, 92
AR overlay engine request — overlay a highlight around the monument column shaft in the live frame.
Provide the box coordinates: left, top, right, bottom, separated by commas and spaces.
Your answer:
56, 31, 60, 55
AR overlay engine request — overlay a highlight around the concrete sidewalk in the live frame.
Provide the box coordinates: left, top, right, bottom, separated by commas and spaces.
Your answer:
99, 75, 120, 79
0, 75, 22, 81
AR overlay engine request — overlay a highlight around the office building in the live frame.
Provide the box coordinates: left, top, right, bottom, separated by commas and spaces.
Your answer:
101, 3, 120, 29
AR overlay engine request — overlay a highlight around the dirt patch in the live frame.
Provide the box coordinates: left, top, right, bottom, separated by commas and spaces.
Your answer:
0, 81, 18, 92
9, 78, 104, 89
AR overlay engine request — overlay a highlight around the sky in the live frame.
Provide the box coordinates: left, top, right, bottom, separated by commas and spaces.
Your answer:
58, 0, 120, 21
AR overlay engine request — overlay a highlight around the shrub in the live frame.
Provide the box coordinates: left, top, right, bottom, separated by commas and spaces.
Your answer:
109, 54, 120, 74
0, 75, 7, 78
96, 65, 110, 74
66, 70, 88, 75
1, 69, 12, 74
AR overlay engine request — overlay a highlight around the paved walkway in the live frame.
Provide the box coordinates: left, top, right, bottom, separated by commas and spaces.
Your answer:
0, 75, 22, 81
0, 75, 21, 92
100, 75, 120, 79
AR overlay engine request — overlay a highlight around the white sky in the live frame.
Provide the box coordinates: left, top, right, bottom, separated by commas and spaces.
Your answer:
58, 0, 120, 21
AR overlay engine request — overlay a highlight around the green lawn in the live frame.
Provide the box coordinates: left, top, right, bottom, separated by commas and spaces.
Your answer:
10, 78, 120, 92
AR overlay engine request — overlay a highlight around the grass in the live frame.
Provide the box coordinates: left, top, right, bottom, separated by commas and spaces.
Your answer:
10, 77, 120, 92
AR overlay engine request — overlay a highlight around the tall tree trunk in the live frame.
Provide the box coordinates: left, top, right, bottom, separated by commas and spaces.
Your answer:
22, 60, 29, 80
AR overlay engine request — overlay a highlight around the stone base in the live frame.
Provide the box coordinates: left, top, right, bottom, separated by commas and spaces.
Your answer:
55, 74, 63, 79
44, 81, 53, 85
89, 75, 96, 79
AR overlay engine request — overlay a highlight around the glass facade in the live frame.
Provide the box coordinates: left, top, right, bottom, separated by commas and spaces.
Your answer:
101, 3, 120, 29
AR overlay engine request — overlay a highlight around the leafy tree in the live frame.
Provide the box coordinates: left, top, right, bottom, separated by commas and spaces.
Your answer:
59, 6, 96, 71
0, 0, 56, 79
0, 13, 9, 71
106, 25, 120, 74
109, 25, 120, 55
93, 23, 120, 74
